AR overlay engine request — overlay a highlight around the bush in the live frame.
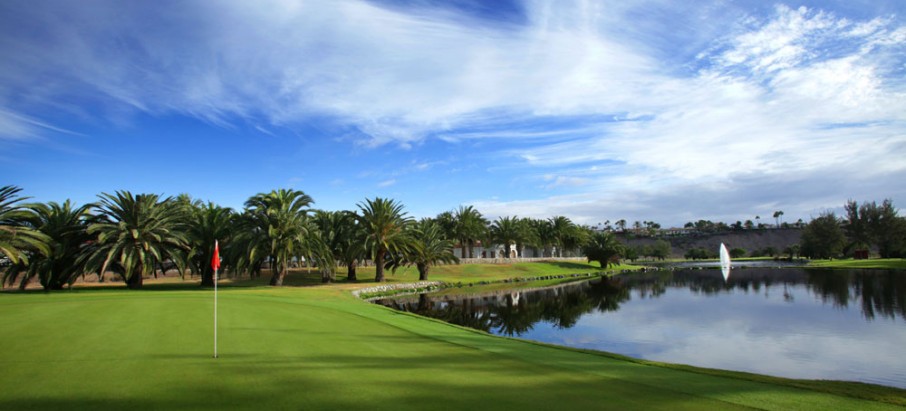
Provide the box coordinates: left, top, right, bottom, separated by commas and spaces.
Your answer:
684, 248, 711, 260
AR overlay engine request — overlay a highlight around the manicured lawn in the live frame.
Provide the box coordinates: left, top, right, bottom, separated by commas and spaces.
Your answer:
229, 260, 632, 287
807, 259, 906, 270
1, 276, 904, 410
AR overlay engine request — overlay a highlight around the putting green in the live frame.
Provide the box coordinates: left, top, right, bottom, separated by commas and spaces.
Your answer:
0, 286, 902, 410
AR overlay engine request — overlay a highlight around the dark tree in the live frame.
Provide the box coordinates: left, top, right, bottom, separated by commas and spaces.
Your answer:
800, 212, 846, 259
650, 239, 671, 260
729, 247, 747, 259
582, 231, 624, 268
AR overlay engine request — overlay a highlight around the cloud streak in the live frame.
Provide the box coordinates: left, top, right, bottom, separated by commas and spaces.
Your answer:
0, 1, 904, 224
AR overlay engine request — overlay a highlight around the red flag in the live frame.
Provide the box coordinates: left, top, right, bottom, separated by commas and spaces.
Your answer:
211, 240, 220, 271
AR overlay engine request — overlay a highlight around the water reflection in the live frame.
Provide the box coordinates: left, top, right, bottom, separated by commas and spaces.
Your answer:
375, 268, 906, 388
380, 269, 906, 330
380, 277, 631, 336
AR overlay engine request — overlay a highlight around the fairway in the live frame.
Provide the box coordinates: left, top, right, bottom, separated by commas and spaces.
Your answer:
1, 285, 903, 410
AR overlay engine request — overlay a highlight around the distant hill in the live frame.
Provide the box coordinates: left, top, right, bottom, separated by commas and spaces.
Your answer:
618, 228, 802, 258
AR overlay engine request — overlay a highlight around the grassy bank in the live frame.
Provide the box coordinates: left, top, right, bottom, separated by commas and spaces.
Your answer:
226, 260, 634, 288
1, 262, 904, 410
807, 259, 906, 269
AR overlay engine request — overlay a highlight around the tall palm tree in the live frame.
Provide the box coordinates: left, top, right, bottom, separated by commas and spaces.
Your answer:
434, 211, 457, 241
389, 219, 458, 281
7, 200, 94, 290
0, 185, 49, 267
515, 217, 539, 257
490, 216, 521, 259
562, 225, 592, 257
582, 231, 625, 268
239, 189, 323, 286
230, 211, 268, 279
357, 197, 413, 282
549, 216, 576, 257
185, 202, 234, 287
313, 210, 365, 283
530, 218, 555, 257
83, 192, 188, 289
453, 205, 486, 259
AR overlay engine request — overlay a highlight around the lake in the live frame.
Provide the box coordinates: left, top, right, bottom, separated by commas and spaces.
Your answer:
375, 267, 906, 388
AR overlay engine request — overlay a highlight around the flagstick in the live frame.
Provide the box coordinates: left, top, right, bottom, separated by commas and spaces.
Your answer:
214, 266, 218, 359
211, 239, 221, 359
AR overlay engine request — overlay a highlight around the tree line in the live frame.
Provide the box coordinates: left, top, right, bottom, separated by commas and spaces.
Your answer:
800, 199, 906, 259
6, 185, 901, 291
0, 186, 625, 290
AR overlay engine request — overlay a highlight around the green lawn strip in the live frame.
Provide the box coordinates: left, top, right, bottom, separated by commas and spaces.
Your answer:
807, 259, 906, 270
242, 261, 636, 287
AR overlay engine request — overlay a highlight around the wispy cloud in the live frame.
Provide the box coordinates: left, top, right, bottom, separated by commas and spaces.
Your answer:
1, 1, 903, 224
0, 109, 85, 141
378, 179, 396, 188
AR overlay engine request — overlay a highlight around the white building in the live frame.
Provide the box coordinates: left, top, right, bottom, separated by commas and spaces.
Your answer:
452, 241, 567, 259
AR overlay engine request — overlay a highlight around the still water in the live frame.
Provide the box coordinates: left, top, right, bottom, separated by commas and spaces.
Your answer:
376, 268, 906, 388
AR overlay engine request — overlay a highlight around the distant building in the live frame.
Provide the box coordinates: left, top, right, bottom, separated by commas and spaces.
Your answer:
452, 241, 580, 259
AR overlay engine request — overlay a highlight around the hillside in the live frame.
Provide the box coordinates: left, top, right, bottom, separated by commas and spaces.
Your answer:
619, 228, 803, 258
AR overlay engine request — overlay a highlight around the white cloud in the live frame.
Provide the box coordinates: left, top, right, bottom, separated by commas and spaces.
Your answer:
378, 179, 396, 188
0, 109, 84, 141
1, 1, 904, 222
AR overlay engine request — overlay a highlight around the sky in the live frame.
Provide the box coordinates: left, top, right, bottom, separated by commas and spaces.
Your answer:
2, 0, 905, 228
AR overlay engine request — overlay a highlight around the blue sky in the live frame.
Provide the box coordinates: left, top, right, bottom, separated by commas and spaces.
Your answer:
2, 0, 905, 227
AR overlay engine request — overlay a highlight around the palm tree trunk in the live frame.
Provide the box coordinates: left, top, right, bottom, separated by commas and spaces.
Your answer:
417, 262, 428, 281
375, 252, 385, 282
321, 267, 334, 283
126, 268, 143, 289
346, 260, 357, 282
505, 244, 511, 259
201, 265, 214, 287
270, 263, 286, 286
417, 293, 430, 310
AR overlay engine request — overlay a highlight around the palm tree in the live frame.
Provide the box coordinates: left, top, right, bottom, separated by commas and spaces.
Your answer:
390, 219, 458, 281
434, 211, 457, 240
549, 216, 576, 257
336, 211, 365, 282
239, 189, 323, 286
562, 225, 592, 257
453, 205, 486, 259
313, 210, 365, 283
490, 216, 521, 259
185, 202, 234, 287
774, 210, 784, 228
0, 185, 49, 267
583, 231, 625, 268
11, 200, 94, 290
230, 211, 268, 279
530, 218, 555, 257
515, 217, 539, 257
83, 192, 188, 289
357, 197, 413, 282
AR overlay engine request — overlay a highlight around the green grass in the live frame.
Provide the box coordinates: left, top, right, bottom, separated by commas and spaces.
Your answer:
230, 260, 633, 287
1, 264, 904, 410
807, 258, 906, 269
